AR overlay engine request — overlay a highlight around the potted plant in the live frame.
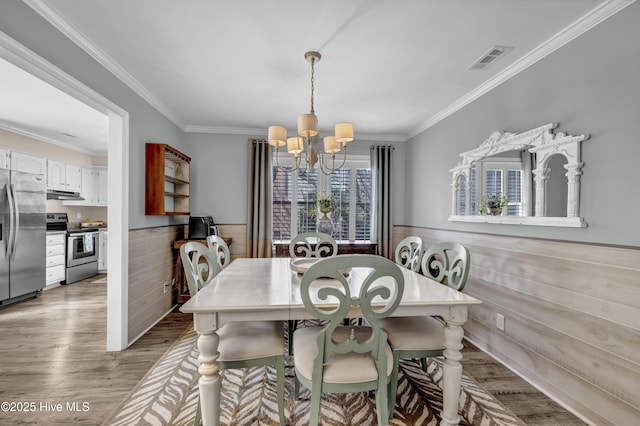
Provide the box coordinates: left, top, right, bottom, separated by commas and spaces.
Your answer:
479, 193, 508, 215
316, 195, 332, 219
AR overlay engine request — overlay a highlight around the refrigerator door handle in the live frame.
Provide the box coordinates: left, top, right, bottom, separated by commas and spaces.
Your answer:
6, 182, 16, 258
9, 184, 19, 260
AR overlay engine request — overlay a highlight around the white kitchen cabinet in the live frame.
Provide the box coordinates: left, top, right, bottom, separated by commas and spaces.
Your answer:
98, 229, 108, 272
65, 164, 82, 192
97, 167, 108, 205
46, 232, 66, 287
47, 159, 66, 190
47, 160, 82, 192
63, 166, 108, 206
79, 167, 95, 203
11, 151, 47, 175
0, 148, 8, 169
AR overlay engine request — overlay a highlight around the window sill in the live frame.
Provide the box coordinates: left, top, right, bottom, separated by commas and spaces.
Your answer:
448, 215, 587, 228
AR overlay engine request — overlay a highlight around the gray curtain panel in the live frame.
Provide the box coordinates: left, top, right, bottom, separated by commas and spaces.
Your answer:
246, 139, 273, 258
370, 144, 394, 259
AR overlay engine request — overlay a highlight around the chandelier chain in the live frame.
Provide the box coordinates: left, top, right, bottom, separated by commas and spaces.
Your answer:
310, 57, 315, 114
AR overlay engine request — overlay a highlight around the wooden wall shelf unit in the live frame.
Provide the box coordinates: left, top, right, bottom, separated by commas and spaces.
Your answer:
145, 143, 191, 216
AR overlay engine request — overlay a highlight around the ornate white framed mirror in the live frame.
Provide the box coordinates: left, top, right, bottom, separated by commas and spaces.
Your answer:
449, 123, 589, 227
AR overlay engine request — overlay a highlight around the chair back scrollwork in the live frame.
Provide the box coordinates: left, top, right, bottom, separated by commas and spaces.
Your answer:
180, 241, 221, 296
300, 254, 404, 363
394, 236, 423, 272
420, 242, 470, 291
206, 235, 231, 270
289, 232, 338, 258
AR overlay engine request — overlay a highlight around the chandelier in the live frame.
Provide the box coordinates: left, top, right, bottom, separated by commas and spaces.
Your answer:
267, 51, 354, 175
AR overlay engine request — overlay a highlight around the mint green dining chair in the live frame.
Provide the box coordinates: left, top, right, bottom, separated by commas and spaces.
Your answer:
293, 254, 405, 425
180, 242, 286, 426
394, 236, 423, 272
288, 231, 339, 354
380, 242, 470, 418
289, 231, 338, 258
206, 235, 231, 270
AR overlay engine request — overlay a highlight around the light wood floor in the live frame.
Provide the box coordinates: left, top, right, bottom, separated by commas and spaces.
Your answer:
0, 275, 586, 425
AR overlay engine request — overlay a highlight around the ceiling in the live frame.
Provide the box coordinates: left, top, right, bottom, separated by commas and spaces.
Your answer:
0, 56, 109, 156
1, 0, 622, 156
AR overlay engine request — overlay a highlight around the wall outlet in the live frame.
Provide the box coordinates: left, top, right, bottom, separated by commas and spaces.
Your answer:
76, 212, 82, 219
496, 313, 505, 331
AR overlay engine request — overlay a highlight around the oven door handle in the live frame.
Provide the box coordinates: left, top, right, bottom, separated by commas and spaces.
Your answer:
68, 231, 100, 237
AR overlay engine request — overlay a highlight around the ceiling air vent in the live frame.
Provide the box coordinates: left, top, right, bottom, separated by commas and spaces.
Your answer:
468, 45, 513, 70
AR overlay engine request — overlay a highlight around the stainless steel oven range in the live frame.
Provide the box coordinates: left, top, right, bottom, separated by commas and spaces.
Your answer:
66, 228, 99, 283
46, 213, 99, 284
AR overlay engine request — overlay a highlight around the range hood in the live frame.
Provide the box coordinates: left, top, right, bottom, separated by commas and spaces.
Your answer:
46, 189, 85, 200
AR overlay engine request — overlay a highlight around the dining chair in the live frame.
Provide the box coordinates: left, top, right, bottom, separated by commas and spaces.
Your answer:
288, 231, 339, 353
394, 236, 423, 272
293, 254, 405, 425
379, 242, 470, 416
289, 231, 338, 258
180, 242, 286, 426
206, 234, 231, 270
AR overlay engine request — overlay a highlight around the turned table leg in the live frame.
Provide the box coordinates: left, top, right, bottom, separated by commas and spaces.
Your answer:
196, 328, 221, 426
440, 307, 467, 426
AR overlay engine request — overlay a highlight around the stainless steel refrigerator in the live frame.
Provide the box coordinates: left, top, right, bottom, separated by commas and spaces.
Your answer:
0, 167, 46, 307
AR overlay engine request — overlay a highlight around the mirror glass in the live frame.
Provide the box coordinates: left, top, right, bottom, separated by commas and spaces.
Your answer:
546, 154, 568, 217
449, 123, 588, 228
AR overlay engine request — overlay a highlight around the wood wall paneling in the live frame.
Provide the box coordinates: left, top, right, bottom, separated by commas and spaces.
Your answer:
395, 225, 640, 426
464, 318, 638, 426
467, 285, 640, 406
128, 226, 182, 342
217, 224, 246, 259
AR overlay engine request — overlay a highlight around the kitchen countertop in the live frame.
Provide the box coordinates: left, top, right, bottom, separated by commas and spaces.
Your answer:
67, 223, 108, 230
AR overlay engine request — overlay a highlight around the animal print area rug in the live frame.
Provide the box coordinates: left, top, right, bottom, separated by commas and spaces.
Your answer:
101, 324, 525, 426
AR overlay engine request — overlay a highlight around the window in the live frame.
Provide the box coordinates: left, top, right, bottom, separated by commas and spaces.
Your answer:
272, 156, 372, 242
479, 159, 523, 216
457, 174, 467, 215
457, 166, 477, 216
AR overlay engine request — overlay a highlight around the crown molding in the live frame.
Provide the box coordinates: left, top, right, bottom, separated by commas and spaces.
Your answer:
184, 125, 265, 136
408, 0, 636, 139
23, 0, 185, 131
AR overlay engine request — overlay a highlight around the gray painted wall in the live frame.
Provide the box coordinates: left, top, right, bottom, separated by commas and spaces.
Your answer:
184, 133, 250, 224
0, 1, 186, 230
185, 133, 407, 226
404, 2, 640, 247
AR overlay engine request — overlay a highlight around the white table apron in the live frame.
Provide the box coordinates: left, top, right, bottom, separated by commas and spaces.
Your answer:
180, 257, 481, 426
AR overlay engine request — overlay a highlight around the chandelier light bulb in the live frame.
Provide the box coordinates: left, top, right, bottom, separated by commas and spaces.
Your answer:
297, 113, 318, 138
335, 122, 354, 144
323, 136, 340, 154
287, 136, 304, 154
267, 126, 286, 147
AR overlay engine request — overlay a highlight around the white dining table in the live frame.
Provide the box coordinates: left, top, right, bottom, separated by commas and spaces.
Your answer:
180, 257, 482, 426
